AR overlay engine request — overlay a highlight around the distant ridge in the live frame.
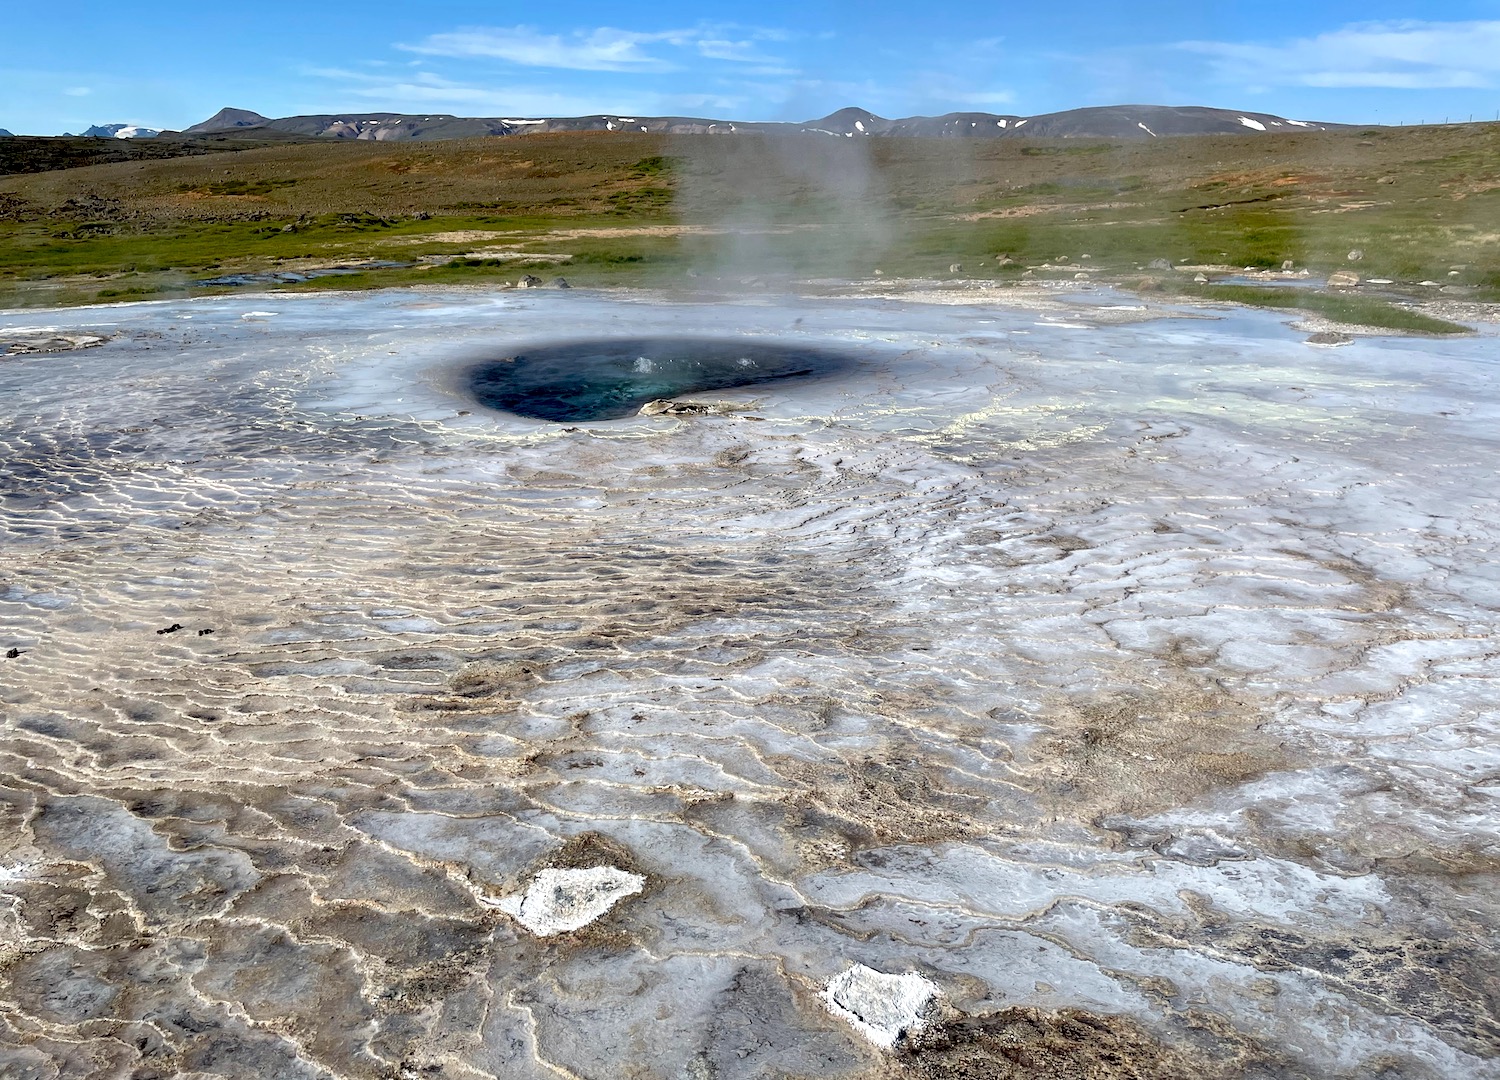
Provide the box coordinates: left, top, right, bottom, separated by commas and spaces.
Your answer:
183, 103, 1340, 142
185, 108, 271, 133
0, 128, 12, 138
81, 124, 161, 139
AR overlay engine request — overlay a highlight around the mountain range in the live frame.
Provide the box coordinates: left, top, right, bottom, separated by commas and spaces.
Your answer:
181, 103, 1338, 142
79, 123, 162, 139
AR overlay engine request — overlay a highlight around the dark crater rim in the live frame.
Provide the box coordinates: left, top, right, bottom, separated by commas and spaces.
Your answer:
456, 334, 869, 423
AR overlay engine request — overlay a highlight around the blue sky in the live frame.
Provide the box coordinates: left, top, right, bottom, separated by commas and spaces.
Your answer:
6, 2, 1500, 133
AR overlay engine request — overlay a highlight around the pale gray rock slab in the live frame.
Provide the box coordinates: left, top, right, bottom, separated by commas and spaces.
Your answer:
489, 866, 645, 935
821, 964, 940, 1048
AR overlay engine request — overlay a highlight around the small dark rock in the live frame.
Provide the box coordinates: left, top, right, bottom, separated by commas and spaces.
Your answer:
156, 623, 185, 635
552, 277, 571, 289
197, 628, 215, 636
5, 648, 20, 659
518, 275, 542, 288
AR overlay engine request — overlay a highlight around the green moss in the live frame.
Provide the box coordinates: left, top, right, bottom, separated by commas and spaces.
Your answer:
1176, 283, 1472, 334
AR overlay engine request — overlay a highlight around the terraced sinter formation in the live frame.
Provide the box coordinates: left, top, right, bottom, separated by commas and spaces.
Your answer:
1, 288, 1497, 1079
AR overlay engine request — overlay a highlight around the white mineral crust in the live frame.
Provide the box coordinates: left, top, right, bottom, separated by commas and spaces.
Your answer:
491, 866, 645, 936
2, 286, 1497, 1079
822, 964, 940, 1048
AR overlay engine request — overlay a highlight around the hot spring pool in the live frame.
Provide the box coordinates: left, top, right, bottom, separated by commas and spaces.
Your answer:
463, 335, 863, 421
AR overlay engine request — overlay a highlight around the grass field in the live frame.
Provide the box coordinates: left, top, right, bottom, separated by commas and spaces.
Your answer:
1, 124, 1496, 330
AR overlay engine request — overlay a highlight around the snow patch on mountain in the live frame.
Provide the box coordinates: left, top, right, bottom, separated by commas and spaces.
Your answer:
181, 102, 1340, 142
82, 123, 161, 139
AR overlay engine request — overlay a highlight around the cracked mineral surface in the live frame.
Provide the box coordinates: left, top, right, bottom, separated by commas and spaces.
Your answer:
0, 287, 1497, 1079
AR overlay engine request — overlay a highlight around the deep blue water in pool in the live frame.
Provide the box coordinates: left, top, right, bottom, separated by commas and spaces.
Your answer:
465, 336, 861, 422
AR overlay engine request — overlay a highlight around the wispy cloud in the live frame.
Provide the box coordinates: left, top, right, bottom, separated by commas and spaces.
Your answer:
1180, 19, 1500, 91
302, 64, 729, 118
398, 23, 789, 73
63, 86, 92, 97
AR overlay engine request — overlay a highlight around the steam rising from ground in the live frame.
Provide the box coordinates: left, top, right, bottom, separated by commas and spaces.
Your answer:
673, 135, 906, 283
1, 287, 1497, 1078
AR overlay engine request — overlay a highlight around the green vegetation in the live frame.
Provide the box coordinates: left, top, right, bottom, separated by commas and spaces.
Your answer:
1, 124, 1495, 329
178, 177, 298, 196
1169, 283, 1473, 335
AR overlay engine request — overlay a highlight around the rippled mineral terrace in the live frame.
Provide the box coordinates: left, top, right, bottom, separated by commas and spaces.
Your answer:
1, 287, 1498, 1079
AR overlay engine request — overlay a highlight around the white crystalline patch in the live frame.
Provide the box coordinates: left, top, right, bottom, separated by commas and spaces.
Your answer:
0, 862, 32, 885
491, 866, 644, 936
1138, 122, 1158, 137
1238, 116, 1268, 131
822, 964, 940, 1048
241, 311, 278, 319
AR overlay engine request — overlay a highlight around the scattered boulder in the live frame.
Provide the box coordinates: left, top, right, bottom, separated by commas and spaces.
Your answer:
821, 964, 940, 1049
948, 263, 962, 273
517, 274, 542, 288
1306, 331, 1354, 347
1146, 258, 1173, 271
487, 866, 644, 936
1377, 176, 1397, 185
995, 254, 1015, 267
1347, 249, 1364, 262
1281, 259, 1296, 271
4, 332, 110, 356
280, 223, 296, 233
1327, 270, 1360, 287
551, 277, 571, 289
1193, 273, 1209, 284
639, 399, 741, 417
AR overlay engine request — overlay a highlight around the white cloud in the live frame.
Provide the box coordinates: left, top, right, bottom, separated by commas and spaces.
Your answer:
399, 23, 789, 73
64, 86, 91, 96
401, 26, 672, 71
302, 65, 652, 117
1181, 19, 1500, 91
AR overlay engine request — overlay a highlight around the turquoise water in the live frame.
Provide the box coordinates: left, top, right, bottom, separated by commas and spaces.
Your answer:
465, 336, 861, 421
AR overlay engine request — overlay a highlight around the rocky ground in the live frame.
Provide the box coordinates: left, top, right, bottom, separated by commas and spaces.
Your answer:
1, 287, 1497, 1078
